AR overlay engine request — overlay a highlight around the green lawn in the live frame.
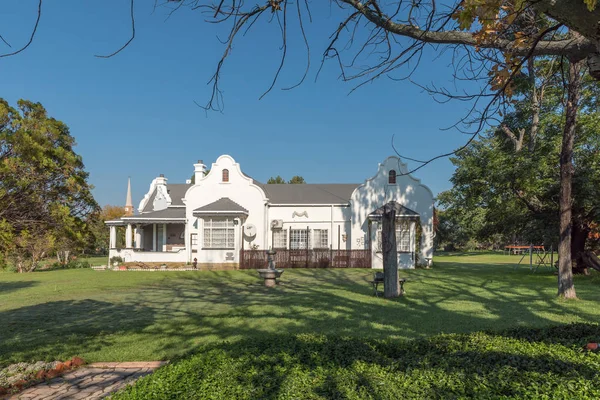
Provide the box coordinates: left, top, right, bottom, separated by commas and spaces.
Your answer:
1, 252, 599, 368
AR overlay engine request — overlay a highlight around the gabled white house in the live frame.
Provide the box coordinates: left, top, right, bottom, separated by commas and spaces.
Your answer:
106, 155, 435, 269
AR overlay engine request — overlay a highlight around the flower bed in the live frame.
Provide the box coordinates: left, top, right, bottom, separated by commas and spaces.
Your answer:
0, 357, 85, 396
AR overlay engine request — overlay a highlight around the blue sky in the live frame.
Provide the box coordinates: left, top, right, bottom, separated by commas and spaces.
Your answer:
1, 1, 480, 207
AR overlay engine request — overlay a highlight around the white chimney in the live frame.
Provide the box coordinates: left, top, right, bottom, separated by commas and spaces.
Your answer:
193, 160, 207, 183
155, 173, 168, 186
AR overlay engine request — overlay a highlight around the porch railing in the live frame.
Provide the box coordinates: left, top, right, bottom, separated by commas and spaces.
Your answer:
239, 249, 371, 269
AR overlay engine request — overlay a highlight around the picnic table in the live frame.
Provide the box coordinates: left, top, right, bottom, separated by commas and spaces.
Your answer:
504, 245, 544, 255
370, 272, 406, 297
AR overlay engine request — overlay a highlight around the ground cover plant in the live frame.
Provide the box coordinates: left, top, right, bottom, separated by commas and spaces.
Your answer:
1, 252, 599, 369
112, 323, 600, 399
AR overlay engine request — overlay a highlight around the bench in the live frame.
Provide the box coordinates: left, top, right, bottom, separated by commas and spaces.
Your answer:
369, 272, 406, 297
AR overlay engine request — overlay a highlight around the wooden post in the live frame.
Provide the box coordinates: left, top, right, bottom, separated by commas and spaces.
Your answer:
306, 226, 310, 268
529, 243, 533, 270
240, 226, 244, 269
382, 204, 400, 298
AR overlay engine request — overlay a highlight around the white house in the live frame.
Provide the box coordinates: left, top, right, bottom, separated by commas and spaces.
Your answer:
106, 155, 434, 269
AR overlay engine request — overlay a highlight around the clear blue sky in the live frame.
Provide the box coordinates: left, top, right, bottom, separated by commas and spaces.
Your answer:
1, 1, 480, 208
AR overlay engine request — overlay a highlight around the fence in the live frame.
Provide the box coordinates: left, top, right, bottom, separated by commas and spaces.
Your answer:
239, 249, 371, 269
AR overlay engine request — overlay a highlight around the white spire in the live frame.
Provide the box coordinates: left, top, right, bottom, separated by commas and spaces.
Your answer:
124, 177, 133, 216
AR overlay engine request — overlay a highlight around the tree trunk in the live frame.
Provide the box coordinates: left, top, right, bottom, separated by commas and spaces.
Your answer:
571, 221, 590, 274
557, 59, 583, 299
382, 205, 400, 298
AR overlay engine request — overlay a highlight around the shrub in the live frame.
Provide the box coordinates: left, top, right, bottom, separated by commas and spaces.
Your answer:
109, 256, 124, 266
47, 260, 90, 271
112, 323, 600, 399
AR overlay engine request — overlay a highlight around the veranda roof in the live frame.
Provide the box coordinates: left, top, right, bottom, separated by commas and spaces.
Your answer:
368, 201, 420, 220
106, 207, 186, 225
193, 198, 249, 216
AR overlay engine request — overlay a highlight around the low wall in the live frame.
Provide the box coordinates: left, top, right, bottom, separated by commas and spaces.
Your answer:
109, 248, 187, 263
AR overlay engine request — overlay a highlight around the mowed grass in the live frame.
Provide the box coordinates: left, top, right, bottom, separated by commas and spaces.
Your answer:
1, 252, 599, 367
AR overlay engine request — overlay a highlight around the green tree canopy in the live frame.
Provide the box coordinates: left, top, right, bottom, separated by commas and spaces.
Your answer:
267, 175, 306, 184
0, 99, 98, 269
437, 61, 600, 267
267, 176, 286, 184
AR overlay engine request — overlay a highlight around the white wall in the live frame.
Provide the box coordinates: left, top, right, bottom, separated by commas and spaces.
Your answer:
109, 248, 187, 263
350, 156, 434, 266
183, 155, 268, 263
267, 205, 351, 250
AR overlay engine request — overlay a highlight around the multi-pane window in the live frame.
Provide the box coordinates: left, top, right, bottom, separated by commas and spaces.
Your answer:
290, 229, 310, 250
389, 170, 397, 184
203, 218, 235, 248
376, 222, 411, 252
313, 229, 329, 249
190, 233, 198, 246
222, 169, 229, 182
273, 230, 287, 249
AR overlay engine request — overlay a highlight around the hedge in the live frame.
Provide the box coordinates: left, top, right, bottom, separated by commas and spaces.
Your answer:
112, 323, 600, 399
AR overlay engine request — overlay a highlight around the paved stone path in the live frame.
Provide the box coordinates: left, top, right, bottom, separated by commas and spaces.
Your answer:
6, 362, 167, 400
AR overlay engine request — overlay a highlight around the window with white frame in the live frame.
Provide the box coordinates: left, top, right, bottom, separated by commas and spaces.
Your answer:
203, 218, 235, 249
290, 229, 310, 250
190, 233, 198, 246
313, 229, 329, 249
376, 221, 411, 253
273, 230, 287, 249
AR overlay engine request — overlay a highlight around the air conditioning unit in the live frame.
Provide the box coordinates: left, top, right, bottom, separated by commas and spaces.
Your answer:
270, 219, 283, 229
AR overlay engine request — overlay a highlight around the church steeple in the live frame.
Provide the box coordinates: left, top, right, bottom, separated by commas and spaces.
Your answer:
124, 177, 134, 216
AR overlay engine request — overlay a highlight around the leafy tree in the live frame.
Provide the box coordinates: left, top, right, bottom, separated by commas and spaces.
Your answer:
0, 99, 98, 270
267, 175, 306, 184
267, 176, 286, 184
88, 205, 127, 253
7, 2, 597, 295
438, 60, 600, 273
6, 229, 55, 273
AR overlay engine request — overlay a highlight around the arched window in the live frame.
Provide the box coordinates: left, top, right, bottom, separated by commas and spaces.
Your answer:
222, 169, 229, 182
388, 170, 397, 184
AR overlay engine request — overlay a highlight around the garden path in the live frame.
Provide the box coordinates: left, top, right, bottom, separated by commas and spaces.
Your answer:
6, 362, 166, 399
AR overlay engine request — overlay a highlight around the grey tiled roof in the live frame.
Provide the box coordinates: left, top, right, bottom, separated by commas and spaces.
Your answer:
259, 183, 359, 205
193, 198, 249, 215
141, 183, 191, 212
168, 184, 190, 206
122, 207, 186, 221
369, 201, 419, 218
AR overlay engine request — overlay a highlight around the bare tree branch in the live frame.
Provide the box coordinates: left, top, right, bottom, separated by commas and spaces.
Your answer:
95, 0, 136, 58
0, 0, 42, 58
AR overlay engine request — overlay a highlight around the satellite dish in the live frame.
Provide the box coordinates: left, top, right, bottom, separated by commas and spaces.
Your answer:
244, 224, 257, 238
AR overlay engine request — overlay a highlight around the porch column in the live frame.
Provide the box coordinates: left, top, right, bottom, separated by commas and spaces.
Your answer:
125, 224, 133, 248
109, 226, 117, 249
162, 223, 167, 251
152, 224, 157, 251
134, 225, 142, 249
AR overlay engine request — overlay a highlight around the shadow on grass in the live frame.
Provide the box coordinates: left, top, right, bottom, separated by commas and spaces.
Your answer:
0, 280, 38, 294
2, 258, 599, 371
127, 262, 596, 357
0, 299, 155, 366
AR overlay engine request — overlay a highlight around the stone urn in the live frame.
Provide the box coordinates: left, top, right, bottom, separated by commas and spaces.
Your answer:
257, 250, 284, 287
